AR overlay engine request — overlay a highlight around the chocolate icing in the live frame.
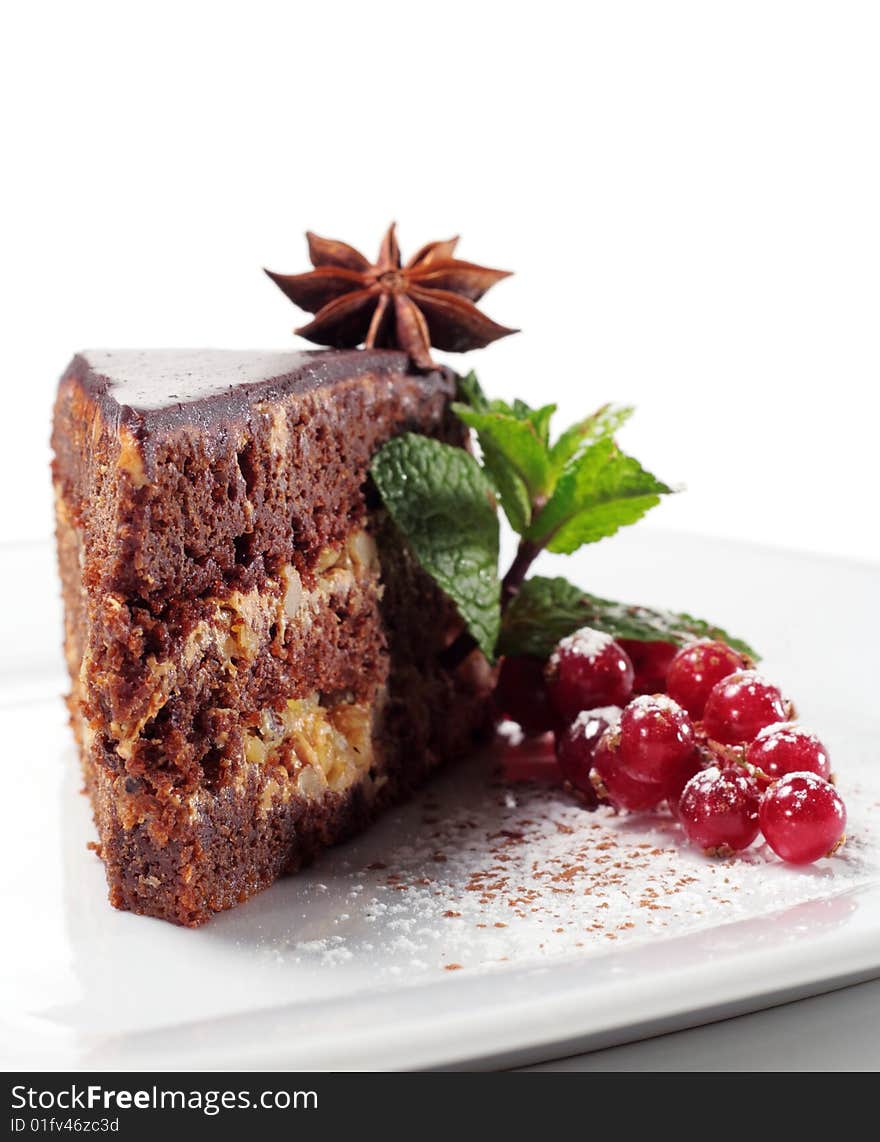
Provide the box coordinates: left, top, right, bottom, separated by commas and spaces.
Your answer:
74, 347, 449, 438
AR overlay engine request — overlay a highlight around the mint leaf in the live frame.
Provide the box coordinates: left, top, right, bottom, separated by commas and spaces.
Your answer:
370, 434, 501, 660
457, 374, 556, 444
452, 404, 551, 493
498, 575, 758, 660
452, 402, 553, 530
479, 438, 532, 534
508, 399, 557, 445
549, 402, 634, 476
454, 379, 560, 532
457, 370, 490, 412
527, 438, 673, 553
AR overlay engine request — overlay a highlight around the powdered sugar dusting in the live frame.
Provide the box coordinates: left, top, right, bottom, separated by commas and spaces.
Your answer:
755, 722, 821, 745
682, 766, 723, 797
571, 706, 622, 733
270, 745, 880, 978
626, 693, 686, 716
724, 669, 778, 693
550, 627, 614, 667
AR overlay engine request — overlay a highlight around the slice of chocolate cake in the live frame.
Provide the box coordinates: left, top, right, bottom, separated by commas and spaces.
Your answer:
52, 348, 493, 926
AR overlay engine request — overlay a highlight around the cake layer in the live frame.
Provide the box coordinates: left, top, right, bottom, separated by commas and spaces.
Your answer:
60, 520, 389, 791
52, 349, 462, 603
82, 634, 491, 927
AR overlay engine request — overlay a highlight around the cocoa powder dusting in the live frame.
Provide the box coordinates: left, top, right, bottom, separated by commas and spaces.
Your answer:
283, 750, 876, 977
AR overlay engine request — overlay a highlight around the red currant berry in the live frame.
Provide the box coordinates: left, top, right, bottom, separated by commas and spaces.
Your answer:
545, 628, 634, 723
678, 766, 762, 854
618, 694, 696, 785
618, 639, 678, 695
494, 655, 556, 736
666, 640, 748, 718
745, 723, 831, 784
759, 773, 846, 864
702, 670, 789, 745
555, 706, 622, 803
590, 732, 666, 812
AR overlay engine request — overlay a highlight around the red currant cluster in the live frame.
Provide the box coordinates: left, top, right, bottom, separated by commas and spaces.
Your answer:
496, 634, 847, 865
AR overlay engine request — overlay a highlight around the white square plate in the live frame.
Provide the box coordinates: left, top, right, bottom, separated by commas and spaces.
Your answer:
2, 531, 879, 1070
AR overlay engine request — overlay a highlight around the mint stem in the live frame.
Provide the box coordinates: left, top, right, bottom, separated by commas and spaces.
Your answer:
440, 537, 541, 670
501, 538, 541, 608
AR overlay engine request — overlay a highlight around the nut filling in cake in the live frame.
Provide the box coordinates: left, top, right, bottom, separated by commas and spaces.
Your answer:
52, 349, 493, 926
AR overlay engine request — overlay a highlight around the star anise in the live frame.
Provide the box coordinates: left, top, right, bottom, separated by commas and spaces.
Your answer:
265, 223, 517, 369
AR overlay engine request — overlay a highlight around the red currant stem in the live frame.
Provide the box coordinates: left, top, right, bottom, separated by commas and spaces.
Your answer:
704, 740, 746, 766
702, 739, 772, 785
738, 759, 771, 784
440, 538, 543, 670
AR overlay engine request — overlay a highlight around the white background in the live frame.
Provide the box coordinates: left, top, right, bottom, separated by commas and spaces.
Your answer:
3, 0, 878, 561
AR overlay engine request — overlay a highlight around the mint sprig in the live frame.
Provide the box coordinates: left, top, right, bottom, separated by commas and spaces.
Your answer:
454, 373, 667, 556
369, 372, 756, 667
